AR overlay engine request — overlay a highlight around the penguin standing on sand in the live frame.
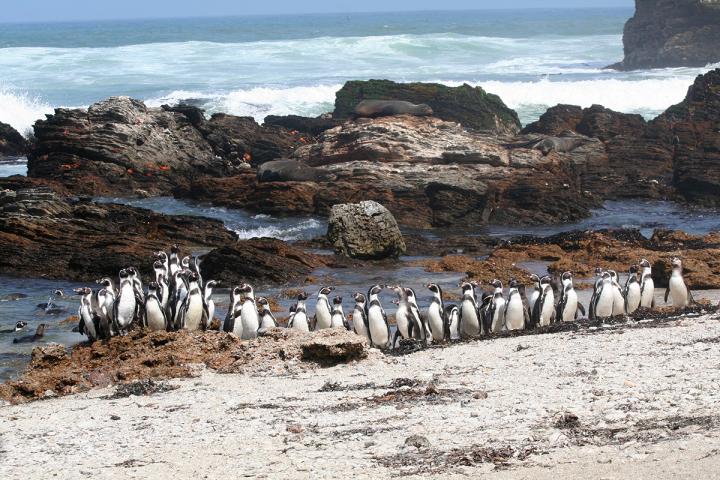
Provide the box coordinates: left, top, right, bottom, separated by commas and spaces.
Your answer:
330, 296, 348, 329
352, 293, 369, 339
459, 281, 482, 337
75, 287, 99, 342
486, 280, 506, 333
238, 283, 260, 339
588, 267, 604, 320
426, 283, 447, 342
313, 286, 335, 331
95, 278, 116, 336
445, 304, 460, 340
623, 265, 641, 314
257, 297, 278, 330
608, 270, 625, 316
366, 285, 390, 349
639, 259, 655, 309
288, 293, 310, 332
113, 269, 137, 334
533, 276, 555, 327
223, 286, 243, 335
665, 257, 693, 308
390, 286, 411, 347
504, 279, 529, 330
556, 272, 585, 322
527, 274, 541, 319
178, 273, 205, 331
592, 272, 615, 319
145, 282, 168, 332
203, 280, 217, 327
405, 287, 430, 345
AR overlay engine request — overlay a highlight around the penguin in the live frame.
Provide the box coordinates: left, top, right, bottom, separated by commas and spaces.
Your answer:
588, 267, 604, 320
178, 272, 204, 331
608, 270, 626, 316
238, 283, 260, 339
504, 279, 529, 331
13, 324, 46, 344
113, 269, 137, 334
485, 280, 506, 333
153, 260, 167, 285
404, 287, 431, 345
665, 257, 693, 308
592, 272, 615, 320
155, 250, 169, 279
256, 297, 278, 330
203, 280, 217, 328
445, 304, 460, 340
95, 278, 116, 336
145, 282, 168, 332
533, 276, 555, 327
158, 273, 170, 315
366, 285, 390, 349
223, 286, 243, 335
313, 286, 335, 331
171, 270, 189, 330
0, 321, 27, 333
38, 289, 66, 315
639, 258, 655, 309
288, 293, 310, 332
527, 274, 542, 320
556, 272, 585, 322
168, 245, 180, 277
458, 281, 482, 337
352, 293, 370, 339
75, 287, 99, 342
426, 283, 447, 342
127, 266, 145, 303
190, 256, 203, 290
390, 286, 411, 347
330, 296, 348, 329
181, 255, 191, 271
623, 265, 642, 314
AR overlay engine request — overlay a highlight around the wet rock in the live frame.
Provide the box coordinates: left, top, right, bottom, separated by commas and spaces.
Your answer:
300, 329, 368, 364
327, 200, 406, 260
30, 344, 67, 368
521, 104, 584, 136
263, 114, 342, 136
0, 121, 28, 157
257, 159, 335, 182
610, 0, 720, 70
333, 79, 521, 134
404, 434, 431, 449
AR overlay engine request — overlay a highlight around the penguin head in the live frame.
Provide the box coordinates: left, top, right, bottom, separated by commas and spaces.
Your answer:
594, 267, 603, 276
170, 244, 179, 255
672, 257, 682, 269
153, 260, 164, 270
529, 274, 540, 284
508, 278, 519, 289
368, 285, 383, 297
256, 297, 270, 310
232, 286, 243, 300
426, 284, 442, 297
289, 304, 297, 313
333, 296, 343, 305
97, 278, 113, 288
403, 287, 417, 301
639, 259, 651, 268
239, 283, 253, 294
118, 269, 129, 279
460, 281, 475, 294
318, 286, 335, 296
14, 321, 27, 331
181, 256, 190, 268
205, 280, 217, 290
155, 250, 168, 261
353, 293, 366, 304
187, 272, 199, 284
561, 271, 573, 282
490, 279, 503, 289
390, 285, 405, 297
148, 281, 159, 293
54, 289, 65, 297
297, 292, 308, 301
629, 264, 639, 274
601, 272, 612, 282
539, 276, 551, 286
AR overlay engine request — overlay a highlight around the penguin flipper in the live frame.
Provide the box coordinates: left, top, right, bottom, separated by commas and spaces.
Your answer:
577, 302, 586, 318
78, 316, 86, 336
664, 286, 670, 304
523, 306, 530, 330
688, 287, 695, 306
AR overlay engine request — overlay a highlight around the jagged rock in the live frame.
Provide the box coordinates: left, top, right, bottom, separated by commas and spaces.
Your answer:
257, 159, 335, 182
0, 121, 28, 157
523, 104, 647, 141
327, 201, 406, 260
300, 329, 368, 364
521, 104, 584, 136
610, 0, 720, 70
263, 114, 342, 136
333, 79, 521, 134
30, 344, 68, 368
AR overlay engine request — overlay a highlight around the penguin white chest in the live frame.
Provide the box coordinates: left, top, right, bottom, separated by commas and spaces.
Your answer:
427, 302, 444, 341
640, 275, 655, 308
368, 305, 389, 346
460, 300, 481, 336
117, 285, 136, 328
562, 289, 578, 322
539, 291, 554, 326
596, 287, 614, 318
611, 284, 625, 315
394, 304, 410, 338
626, 283, 641, 313
240, 301, 259, 339
260, 313, 275, 330
528, 291, 540, 315
669, 274, 688, 307
505, 296, 524, 330
291, 311, 309, 332
353, 308, 368, 337
491, 297, 506, 332
315, 300, 332, 330
146, 299, 166, 331
184, 295, 204, 331
448, 311, 460, 340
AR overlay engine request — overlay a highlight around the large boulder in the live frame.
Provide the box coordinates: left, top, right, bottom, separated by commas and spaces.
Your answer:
333, 80, 521, 134
326, 200, 406, 260
0, 121, 28, 157
610, 0, 720, 70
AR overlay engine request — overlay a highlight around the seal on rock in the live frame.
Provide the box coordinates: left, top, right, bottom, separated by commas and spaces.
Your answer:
257, 159, 335, 183
353, 100, 433, 119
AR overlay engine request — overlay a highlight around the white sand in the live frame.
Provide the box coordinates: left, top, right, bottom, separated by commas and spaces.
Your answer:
2, 312, 720, 479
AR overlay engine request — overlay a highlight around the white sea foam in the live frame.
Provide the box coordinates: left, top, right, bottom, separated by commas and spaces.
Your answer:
0, 88, 53, 136
233, 218, 323, 241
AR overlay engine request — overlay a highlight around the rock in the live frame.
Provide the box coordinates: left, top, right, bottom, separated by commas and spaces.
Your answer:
263, 114, 342, 136
521, 104, 584, 136
30, 344, 67, 368
0, 179, 236, 281
199, 239, 327, 287
257, 159, 335, 182
333, 79, 521, 134
404, 434, 431, 449
0, 121, 28, 157
327, 201, 406, 260
299, 329, 368, 364
610, 0, 720, 70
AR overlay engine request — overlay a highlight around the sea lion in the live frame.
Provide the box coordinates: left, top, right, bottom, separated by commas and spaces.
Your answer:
257, 159, 335, 183
353, 100, 433, 119
504, 133, 595, 155
13, 323, 46, 344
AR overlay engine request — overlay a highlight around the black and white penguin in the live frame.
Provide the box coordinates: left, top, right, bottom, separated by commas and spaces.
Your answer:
181, 255, 191, 272
0, 321, 27, 333
623, 265, 641, 314
190, 256, 203, 290
158, 274, 170, 315
426, 283, 447, 342
153, 259, 167, 285
527, 274, 542, 320
556, 272, 585, 322
330, 296, 348, 329
75, 287, 99, 342
13, 324, 46, 344
504, 279, 529, 331
592, 272, 615, 320
588, 267, 604, 320
533, 276, 555, 327
113, 269, 137, 334
155, 250, 169, 278
639, 259, 655, 309
390, 286, 411, 347
238, 283, 260, 339
445, 304, 460, 340
366, 285, 390, 349
288, 293, 310, 332
256, 297, 278, 330
170, 270, 189, 329
223, 286, 243, 334
405, 287, 431, 345
143, 282, 167, 332
313, 286, 335, 331
203, 280, 217, 327
608, 270, 625, 316
665, 257, 693, 308
485, 280, 506, 333
352, 293, 369, 339
38, 289, 66, 315
95, 278, 116, 336
169, 245, 181, 277
458, 281, 482, 337
178, 272, 205, 331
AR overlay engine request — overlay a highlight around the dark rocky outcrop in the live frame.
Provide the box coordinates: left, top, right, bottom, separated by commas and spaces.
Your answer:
333, 80, 521, 134
610, 0, 720, 70
0, 121, 28, 157
263, 114, 342, 136
327, 201, 406, 260
257, 159, 335, 182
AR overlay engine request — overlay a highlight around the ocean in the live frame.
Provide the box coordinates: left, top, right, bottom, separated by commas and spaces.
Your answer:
1, 8, 717, 137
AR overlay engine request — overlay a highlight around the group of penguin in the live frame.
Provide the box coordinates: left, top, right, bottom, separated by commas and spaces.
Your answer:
74, 244, 695, 350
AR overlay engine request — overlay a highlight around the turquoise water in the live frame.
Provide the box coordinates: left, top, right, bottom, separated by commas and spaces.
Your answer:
1, 8, 717, 135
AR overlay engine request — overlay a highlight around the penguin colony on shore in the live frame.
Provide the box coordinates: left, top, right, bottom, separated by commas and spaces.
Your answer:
71, 246, 696, 349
